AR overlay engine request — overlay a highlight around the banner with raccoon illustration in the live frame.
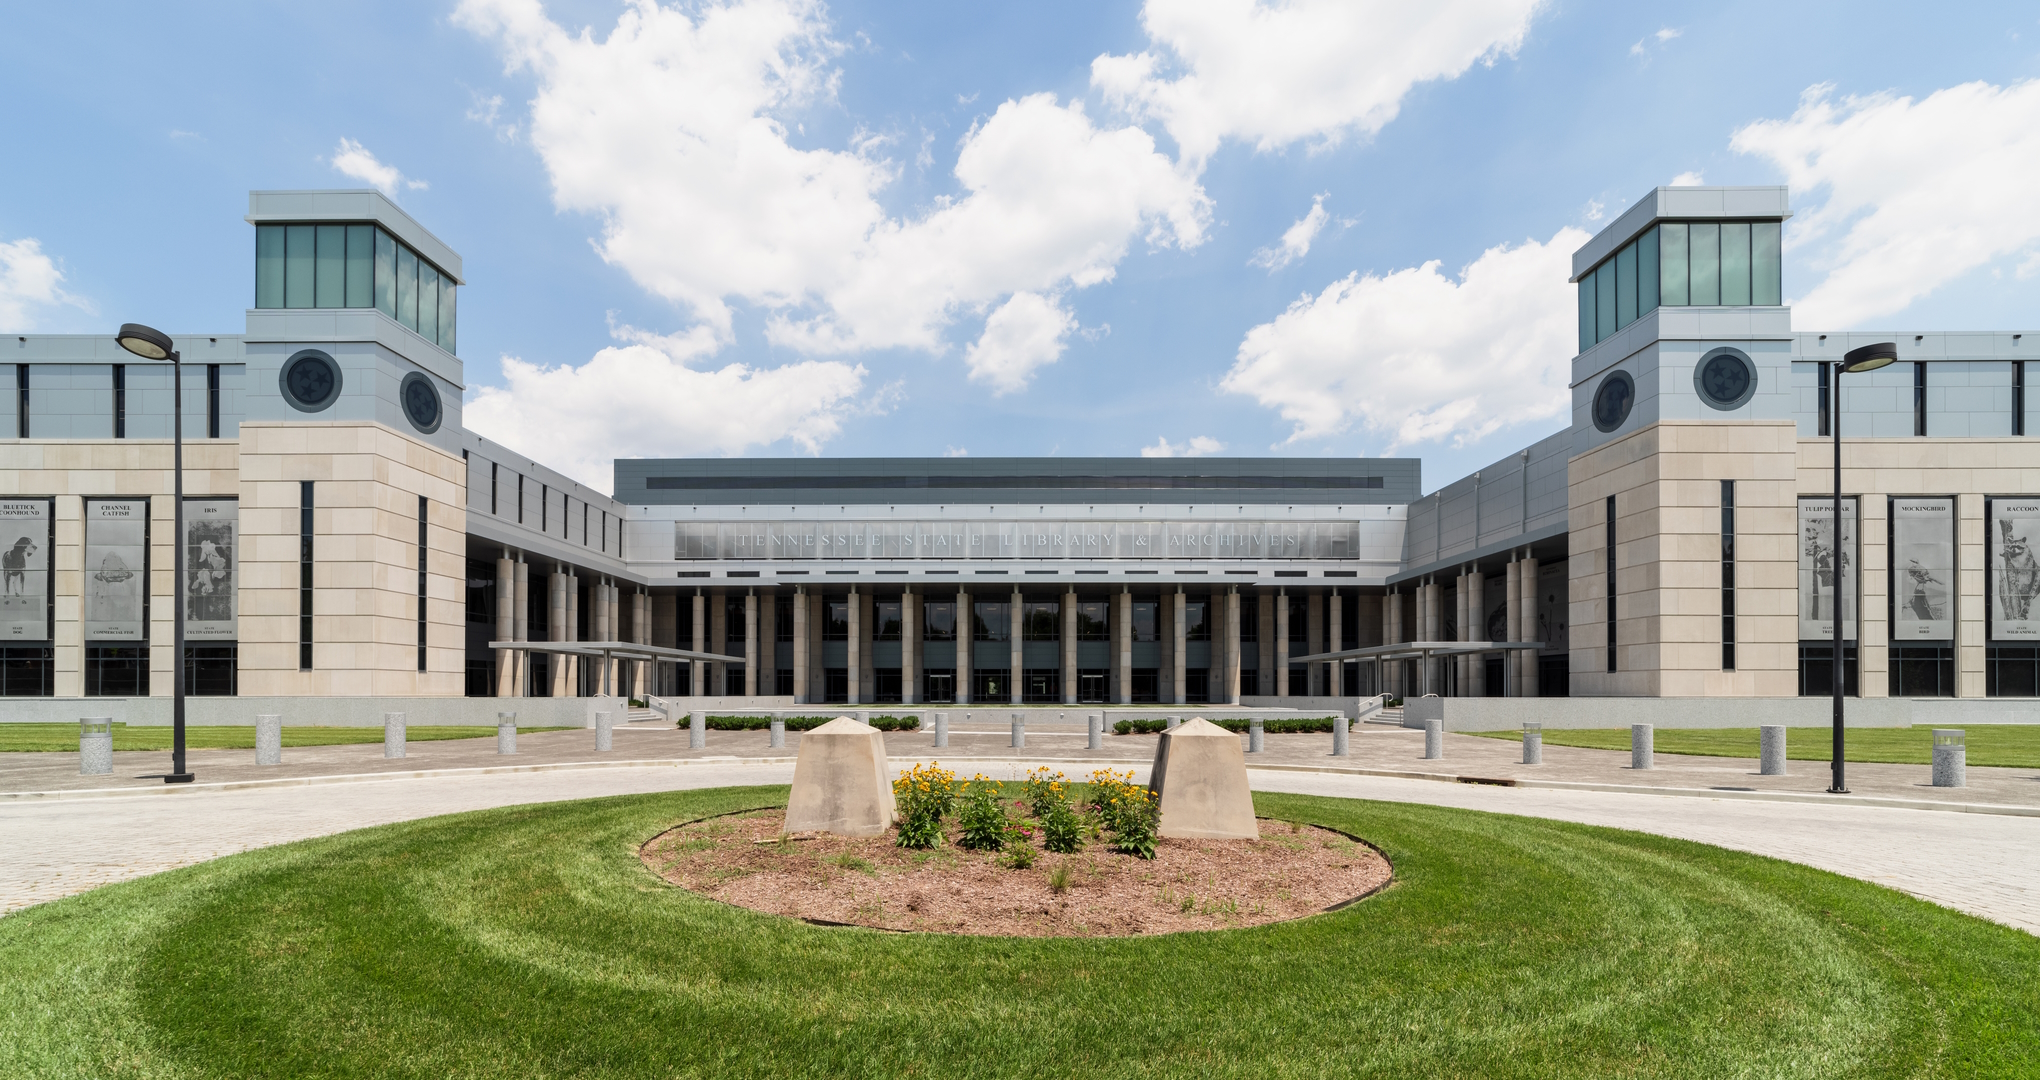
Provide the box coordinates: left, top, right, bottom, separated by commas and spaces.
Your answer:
1798, 497, 1857, 641
85, 498, 149, 640
1989, 499, 2040, 641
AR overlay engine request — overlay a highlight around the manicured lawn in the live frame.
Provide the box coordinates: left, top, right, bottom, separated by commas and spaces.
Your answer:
1468, 723, 2040, 769
0, 723, 573, 753
2, 787, 2035, 1078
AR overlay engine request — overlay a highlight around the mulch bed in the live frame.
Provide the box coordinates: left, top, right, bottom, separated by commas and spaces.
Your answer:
640, 809, 1393, 937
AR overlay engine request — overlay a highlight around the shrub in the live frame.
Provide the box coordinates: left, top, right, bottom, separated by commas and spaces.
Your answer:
1087, 769, 1159, 860
1039, 796, 1084, 855
1023, 767, 1069, 819
955, 775, 1008, 852
1110, 717, 1339, 735
704, 714, 922, 732
999, 823, 1038, 869
892, 762, 955, 850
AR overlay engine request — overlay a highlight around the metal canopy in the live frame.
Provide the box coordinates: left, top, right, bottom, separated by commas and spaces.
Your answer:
487, 639, 748, 698
1289, 640, 1547, 699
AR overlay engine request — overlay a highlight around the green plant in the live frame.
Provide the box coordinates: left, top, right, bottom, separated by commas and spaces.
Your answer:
826, 852, 873, 874
892, 762, 955, 850
1039, 796, 1084, 855
1047, 860, 1072, 893
954, 775, 1008, 852
1087, 769, 1159, 860
704, 714, 922, 732
628, 698, 647, 708
1023, 767, 1069, 819
999, 824, 1038, 869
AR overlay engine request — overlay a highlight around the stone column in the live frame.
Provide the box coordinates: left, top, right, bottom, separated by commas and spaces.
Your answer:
494, 556, 514, 697
1467, 569, 1485, 696
743, 590, 758, 697
792, 586, 809, 703
512, 557, 529, 696
690, 590, 706, 697
709, 591, 725, 698
1008, 588, 1024, 704
1061, 588, 1078, 704
1519, 555, 1540, 697
858, 590, 875, 702
847, 586, 863, 704
1257, 590, 1275, 695
1307, 592, 1324, 696
1113, 588, 1131, 704
1156, 591, 1174, 703
1505, 559, 1521, 698
1171, 586, 1187, 705
549, 572, 569, 696
565, 572, 581, 694
956, 587, 972, 705
902, 587, 919, 704
1328, 589, 1343, 698
809, 592, 826, 702
1224, 588, 1242, 703
1382, 587, 1400, 698
1275, 588, 1290, 698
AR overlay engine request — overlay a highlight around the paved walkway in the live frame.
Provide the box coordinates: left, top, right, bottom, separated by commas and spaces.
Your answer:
2, 749, 2034, 935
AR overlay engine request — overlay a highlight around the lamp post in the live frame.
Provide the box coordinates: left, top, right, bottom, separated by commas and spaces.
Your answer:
1828, 342, 1898, 794
114, 323, 193, 784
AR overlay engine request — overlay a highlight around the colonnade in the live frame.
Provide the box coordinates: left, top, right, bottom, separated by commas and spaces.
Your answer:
1378, 549, 1541, 698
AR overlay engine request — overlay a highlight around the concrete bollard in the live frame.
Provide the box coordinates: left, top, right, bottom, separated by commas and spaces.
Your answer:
1522, 722, 1542, 765
497, 712, 518, 755
383, 712, 406, 758
1010, 712, 1026, 749
79, 717, 113, 776
932, 712, 948, 748
1631, 724, 1653, 770
1166, 715, 1180, 730
770, 716, 786, 749
256, 713, 283, 766
1932, 729, 1966, 788
1423, 718, 1443, 760
595, 710, 613, 752
689, 709, 706, 750
1248, 716, 1264, 754
1332, 715, 1349, 757
1088, 712, 1103, 750
1759, 725, 1786, 775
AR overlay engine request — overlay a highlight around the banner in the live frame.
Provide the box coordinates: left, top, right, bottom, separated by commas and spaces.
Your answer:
1798, 497, 1857, 641
0, 498, 50, 641
85, 498, 149, 640
675, 518, 1368, 561
1890, 498, 1954, 642
184, 498, 238, 640
1989, 499, 2040, 642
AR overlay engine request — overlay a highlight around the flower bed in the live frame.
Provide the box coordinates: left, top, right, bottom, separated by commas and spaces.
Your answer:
701, 714, 922, 732
1112, 716, 1340, 735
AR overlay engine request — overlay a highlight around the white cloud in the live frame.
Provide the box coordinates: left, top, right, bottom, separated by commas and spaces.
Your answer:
1249, 193, 1330, 271
1632, 26, 1681, 56
457, 0, 1207, 365
0, 237, 91, 329
1093, 0, 1544, 166
1582, 198, 1605, 222
1730, 80, 2040, 327
328, 138, 428, 198
1669, 170, 1705, 186
1141, 435, 1224, 457
462, 326, 870, 491
963, 291, 1076, 394
1655, 27, 1683, 43
1221, 227, 1587, 450
943, 445, 969, 457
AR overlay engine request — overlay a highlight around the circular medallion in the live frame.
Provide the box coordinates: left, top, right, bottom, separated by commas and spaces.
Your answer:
1592, 370, 1635, 433
278, 349, 342, 412
400, 372, 442, 434
1694, 347, 1758, 411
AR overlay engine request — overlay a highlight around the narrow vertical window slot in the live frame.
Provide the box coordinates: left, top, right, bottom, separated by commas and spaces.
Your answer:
1606, 495, 1618, 673
206, 364, 220, 438
2016, 361, 2027, 437
417, 495, 429, 673
1721, 480, 1736, 671
112, 365, 126, 438
1914, 361, 1927, 437
1817, 363, 1831, 437
541, 484, 549, 533
299, 481, 314, 671
16, 365, 28, 438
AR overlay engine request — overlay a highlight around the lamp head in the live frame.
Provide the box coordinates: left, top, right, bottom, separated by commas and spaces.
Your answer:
114, 323, 174, 361
1840, 341, 1898, 373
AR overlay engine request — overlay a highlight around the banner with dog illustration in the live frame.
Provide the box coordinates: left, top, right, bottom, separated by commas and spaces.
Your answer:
85, 498, 149, 640
0, 498, 51, 641
1798, 497, 1857, 642
1989, 499, 2040, 642
1890, 497, 1955, 643
183, 498, 238, 640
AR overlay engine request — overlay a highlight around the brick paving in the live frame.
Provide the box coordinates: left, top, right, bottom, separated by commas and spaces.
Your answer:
1, 722, 2034, 934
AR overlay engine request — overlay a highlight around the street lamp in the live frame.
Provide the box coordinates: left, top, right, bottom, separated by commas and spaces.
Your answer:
1827, 341, 1897, 794
114, 323, 193, 784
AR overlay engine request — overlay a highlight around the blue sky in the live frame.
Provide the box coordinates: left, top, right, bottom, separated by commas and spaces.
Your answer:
2, 0, 2038, 492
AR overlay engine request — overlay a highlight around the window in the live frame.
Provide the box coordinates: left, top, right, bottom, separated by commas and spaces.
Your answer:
1131, 602, 1157, 642
1721, 480, 1735, 671
416, 496, 428, 672
15, 365, 28, 438
1186, 601, 1209, 641
776, 596, 794, 641
1288, 598, 1308, 643
541, 485, 549, 533
300, 482, 315, 670
1913, 361, 1927, 437
1579, 219, 1782, 351
112, 365, 125, 438
206, 364, 220, 438
2017, 362, 2027, 437
1021, 601, 1059, 641
466, 559, 494, 625
184, 645, 237, 696
1239, 595, 1258, 642
923, 600, 956, 640
490, 463, 499, 515
516, 475, 525, 524
85, 645, 148, 696
1076, 601, 1109, 640
1022, 669, 1059, 703
0, 646, 54, 696
973, 602, 1010, 641
1130, 668, 1159, 703
1606, 495, 1618, 673
875, 601, 902, 641
1817, 363, 1831, 437
726, 597, 747, 645
823, 602, 848, 641
255, 223, 457, 351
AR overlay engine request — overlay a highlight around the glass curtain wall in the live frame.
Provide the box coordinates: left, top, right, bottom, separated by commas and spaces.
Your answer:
1578, 220, 1782, 351
255, 223, 457, 352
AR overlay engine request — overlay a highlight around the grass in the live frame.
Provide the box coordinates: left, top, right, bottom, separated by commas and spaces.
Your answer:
2, 788, 2037, 1078
0, 723, 575, 753
1469, 723, 2040, 769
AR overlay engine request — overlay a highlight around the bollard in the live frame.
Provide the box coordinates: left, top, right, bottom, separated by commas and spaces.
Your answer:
595, 710, 613, 752
689, 709, 706, 750
1759, 725, 1786, 776
1423, 718, 1443, 760
933, 711, 948, 748
1932, 729, 1966, 788
1166, 715, 1180, 730
1521, 722, 1542, 765
256, 713, 283, 766
1631, 723, 1653, 770
1011, 712, 1026, 749
384, 712, 406, 758
79, 717, 113, 776
1332, 715, 1349, 757
770, 715, 786, 749
1088, 711, 1103, 751
497, 711, 518, 755
1248, 716, 1264, 754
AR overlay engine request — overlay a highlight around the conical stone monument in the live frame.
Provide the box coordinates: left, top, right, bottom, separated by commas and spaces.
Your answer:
1148, 716, 1259, 839
784, 716, 897, 837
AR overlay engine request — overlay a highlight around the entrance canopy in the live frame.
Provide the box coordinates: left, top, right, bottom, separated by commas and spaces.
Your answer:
1289, 640, 1545, 697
